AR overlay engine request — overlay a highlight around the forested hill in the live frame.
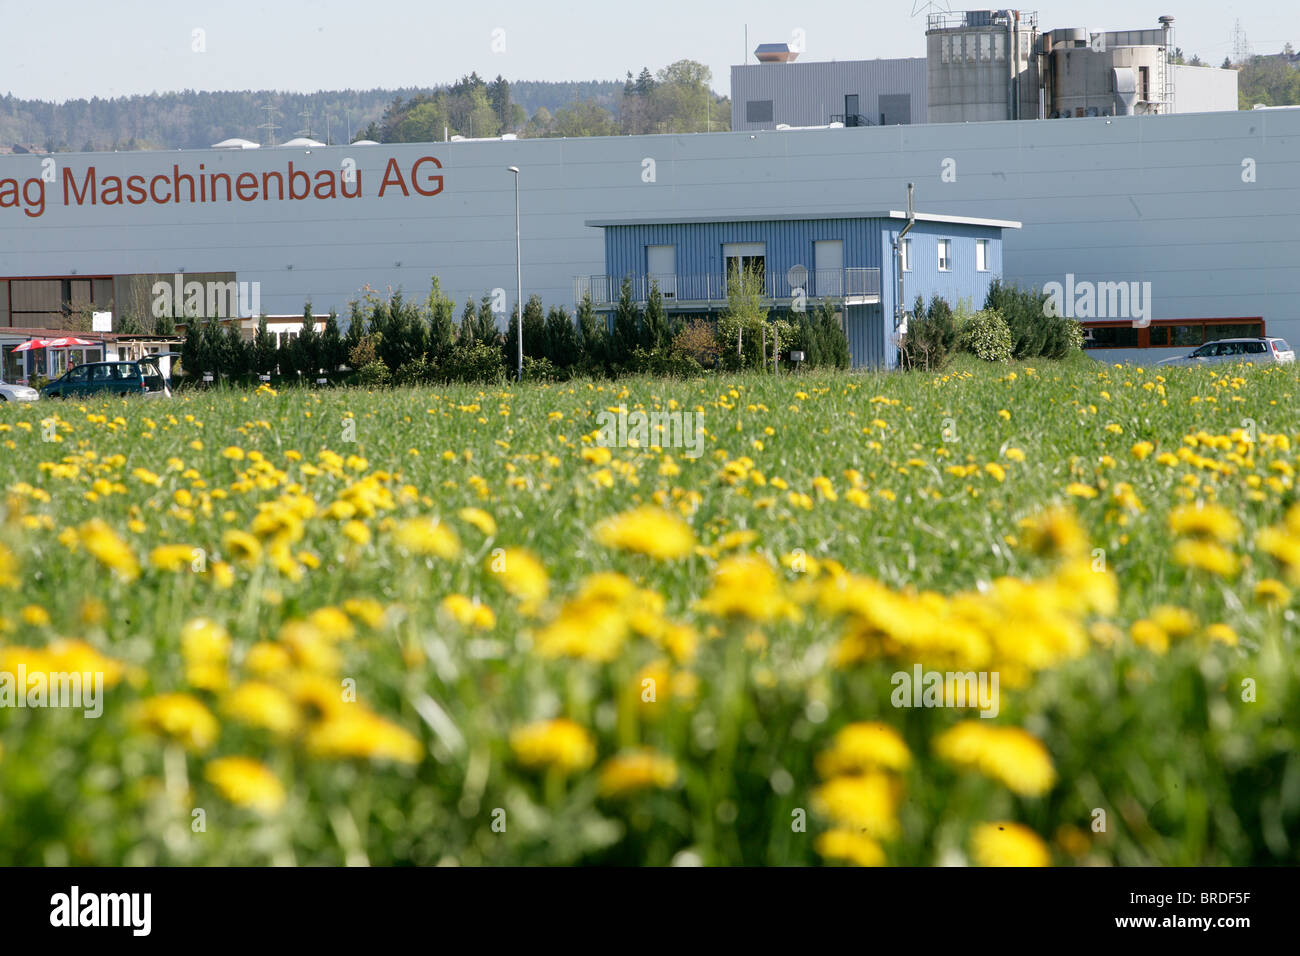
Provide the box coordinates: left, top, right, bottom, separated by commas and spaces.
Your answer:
0, 79, 624, 152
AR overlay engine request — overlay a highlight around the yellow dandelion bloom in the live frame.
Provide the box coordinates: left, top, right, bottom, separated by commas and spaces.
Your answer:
457, 507, 498, 536
441, 593, 497, 629
1254, 578, 1291, 606
1130, 440, 1155, 460
77, 518, 140, 581
20, 604, 50, 627
204, 757, 286, 814
222, 681, 300, 735
393, 517, 461, 559
815, 829, 887, 867
816, 722, 912, 777
812, 772, 900, 840
593, 506, 696, 560
509, 718, 596, 774
1204, 623, 1238, 646
487, 547, 550, 602
132, 693, 220, 751
1172, 539, 1239, 577
150, 543, 197, 573
971, 822, 1051, 867
1017, 507, 1088, 560
243, 641, 292, 677
305, 708, 423, 764
0, 543, 18, 589
934, 722, 1056, 797
1065, 483, 1098, 499
222, 529, 262, 566
597, 749, 679, 797
1168, 503, 1241, 543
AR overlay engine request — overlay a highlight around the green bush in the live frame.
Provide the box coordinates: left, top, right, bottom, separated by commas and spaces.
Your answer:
958, 308, 1014, 363
357, 361, 391, 387
448, 343, 506, 384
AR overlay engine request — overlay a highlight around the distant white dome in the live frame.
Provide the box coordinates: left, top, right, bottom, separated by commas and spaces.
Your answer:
350, 139, 380, 145
211, 138, 260, 149
280, 137, 326, 148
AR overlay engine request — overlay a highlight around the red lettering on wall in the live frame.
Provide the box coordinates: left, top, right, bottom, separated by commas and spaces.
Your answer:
412, 157, 444, 196
378, 158, 409, 197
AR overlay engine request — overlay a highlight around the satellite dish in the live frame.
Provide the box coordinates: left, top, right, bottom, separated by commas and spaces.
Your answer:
787, 264, 808, 289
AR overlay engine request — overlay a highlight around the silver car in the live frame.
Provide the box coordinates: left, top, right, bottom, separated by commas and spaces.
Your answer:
1157, 337, 1296, 367
0, 379, 40, 403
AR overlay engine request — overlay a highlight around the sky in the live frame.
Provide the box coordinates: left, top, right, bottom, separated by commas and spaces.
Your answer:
3, 0, 1295, 103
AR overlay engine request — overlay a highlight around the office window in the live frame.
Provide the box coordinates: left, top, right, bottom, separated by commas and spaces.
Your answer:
723, 242, 766, 287
746, 100, 773, 123
937, 239, 951, 272
900, 238, 912, 272
976, 239, 989, 272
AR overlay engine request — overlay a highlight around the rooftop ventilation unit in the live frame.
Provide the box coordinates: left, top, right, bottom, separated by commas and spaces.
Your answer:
211, 138, 260, 149
280, 137, 326, 148
754, 42, 798, 63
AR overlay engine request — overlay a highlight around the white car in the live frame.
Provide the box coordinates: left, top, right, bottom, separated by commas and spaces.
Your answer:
1156, 337, 1295, 367
0, 380, 40, 402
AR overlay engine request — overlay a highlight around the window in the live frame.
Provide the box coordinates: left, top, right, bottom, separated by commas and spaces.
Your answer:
745, 100, 773, 123
937, 239, 951, 271
900, 238, 912, 272
976, 239, 989, 272
647, 245, 676, 298
66, 365, 90, 383
723, 242, 766, 288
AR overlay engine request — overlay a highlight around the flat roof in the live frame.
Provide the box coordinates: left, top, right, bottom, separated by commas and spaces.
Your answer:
586, 211, 1021, 229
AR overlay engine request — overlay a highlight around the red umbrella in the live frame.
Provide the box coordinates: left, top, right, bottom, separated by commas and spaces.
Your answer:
11, 339, 48, 352
46, 336, 95, 348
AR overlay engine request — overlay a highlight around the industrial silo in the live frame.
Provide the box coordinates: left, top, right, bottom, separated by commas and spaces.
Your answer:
926, 9, 1040, 123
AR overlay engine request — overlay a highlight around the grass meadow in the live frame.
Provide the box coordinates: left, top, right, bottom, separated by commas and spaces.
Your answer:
1, 354, 1298, 865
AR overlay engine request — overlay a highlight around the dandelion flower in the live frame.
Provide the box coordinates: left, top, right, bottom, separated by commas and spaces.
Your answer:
971, 822, 1051, 867
594, 507, 696, 560
509, 718, 596, 774
598, 749, 679, 797
204, 757, 286, 814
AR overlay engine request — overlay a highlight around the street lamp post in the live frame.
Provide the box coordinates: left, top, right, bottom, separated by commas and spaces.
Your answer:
508, 166, 522, 382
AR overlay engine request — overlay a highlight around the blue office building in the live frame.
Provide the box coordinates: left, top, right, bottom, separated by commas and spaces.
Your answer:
576, 211, 1019, 369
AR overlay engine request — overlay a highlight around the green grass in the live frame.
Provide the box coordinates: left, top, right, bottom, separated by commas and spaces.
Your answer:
0, 358, 1297, 865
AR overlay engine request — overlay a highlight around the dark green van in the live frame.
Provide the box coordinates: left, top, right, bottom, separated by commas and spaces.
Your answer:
40, 361, 170, 399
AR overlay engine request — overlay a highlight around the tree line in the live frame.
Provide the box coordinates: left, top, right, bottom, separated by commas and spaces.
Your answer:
177, 273, 852, 387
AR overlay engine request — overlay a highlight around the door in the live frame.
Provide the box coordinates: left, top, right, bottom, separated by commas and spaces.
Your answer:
814, 240, 843, 296
61, 364, 90, 396
844, 95, 859, 126
722, 242, 766, 293
647, 245, 676, 298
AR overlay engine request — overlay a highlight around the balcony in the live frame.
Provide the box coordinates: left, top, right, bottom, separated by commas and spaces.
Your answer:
574, 268, 881, 310
829, 113, 875, 128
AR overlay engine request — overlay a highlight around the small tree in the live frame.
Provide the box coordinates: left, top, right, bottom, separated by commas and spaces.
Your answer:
425, 277, 456, 359
643, 280, 670, 351
320, 308, 345, 373
180, 321, 202, 382
223, 323, 250, 379
343, 301, 365, 364
611, 277, 642, 369
253, 315, 277, 377
716, 264, 767, 371
294, 308, 323, 377
544, 305, 581, 373
575, 292, 608, 375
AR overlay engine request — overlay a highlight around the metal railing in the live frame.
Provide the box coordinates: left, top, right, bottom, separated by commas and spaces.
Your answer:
829, 113, 875, 127
574, 269, 881, 307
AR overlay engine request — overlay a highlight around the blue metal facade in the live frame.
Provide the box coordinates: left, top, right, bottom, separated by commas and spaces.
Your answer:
597, 215, 1010, 369
601, 217, 886, 287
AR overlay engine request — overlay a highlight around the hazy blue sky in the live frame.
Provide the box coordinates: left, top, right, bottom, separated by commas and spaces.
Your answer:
5, 0, 1295, 102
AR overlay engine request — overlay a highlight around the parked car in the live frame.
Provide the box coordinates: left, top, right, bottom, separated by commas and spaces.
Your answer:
39, 361, 171, 399
1156, 337, 1295, 367
0, 380, 40, 403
